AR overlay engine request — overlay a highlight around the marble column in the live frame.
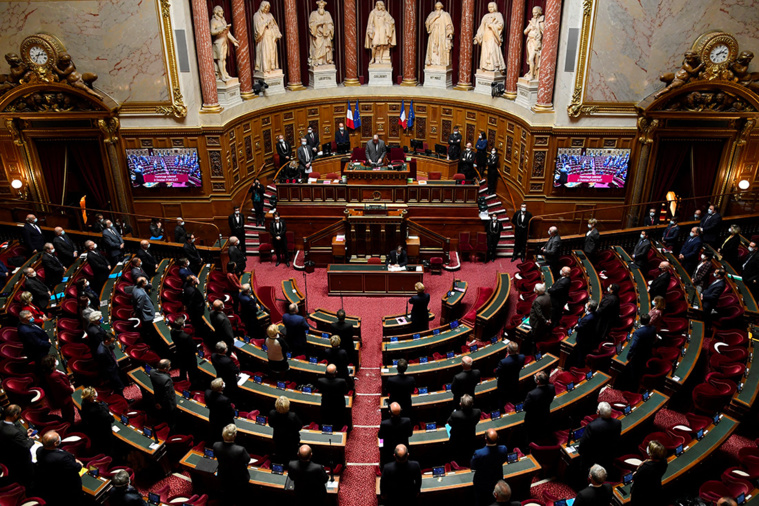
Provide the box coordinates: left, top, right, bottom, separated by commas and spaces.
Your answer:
283, 0, 305, 90
534, 0, 562, 111
191, 0, 220, 111
454, 0, 475, 90
343, 0, 360, 86
230, 0, 253, 99
504, 0, 526, 99
401, 0, 417, 86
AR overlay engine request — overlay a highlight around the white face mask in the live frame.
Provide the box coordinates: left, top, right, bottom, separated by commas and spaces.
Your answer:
521, 207, 526, 212
640, 234, 645, 239
670, 221, 675, 225
50, 249, 55, 254
339, 127, 344, 131
694, 215, 700, 220
235, 211, 240, 215
708, 209, 714, 214
690, 232, 696, 237
308, 130, 312, 134
191, 238, 195, 243
93, 244, 98, 250
491, 150, 496, 155
749, 247, 755, 252
179, 221, 184, 226
60, 231, 65, 235
588, 224, 592, 229
650, 212, 655, 217
301, 141, 307, 145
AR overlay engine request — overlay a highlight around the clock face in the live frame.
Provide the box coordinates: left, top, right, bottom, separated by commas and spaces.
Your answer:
29, 46, 49, 66
709, 44, 729, 64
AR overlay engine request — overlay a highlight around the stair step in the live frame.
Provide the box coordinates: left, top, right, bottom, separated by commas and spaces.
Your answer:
266, 185, 277, 193
487, 201, 501, 208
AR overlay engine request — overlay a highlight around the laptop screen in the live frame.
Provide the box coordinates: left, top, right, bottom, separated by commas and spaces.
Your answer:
425, 423, 437, 431
204, 448, 214, 458
256, 415, 267, 425
675, 444, 684, 456
432, 466, 445, 477
507, 452, 518, 464
623, 472, 633, 485
271, 463, 284, 474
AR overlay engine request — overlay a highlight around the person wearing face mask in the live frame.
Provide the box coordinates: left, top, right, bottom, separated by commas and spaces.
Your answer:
206, 377, 235, 442
23, 266, 50, 310
486, 147, 499, 195
678, 227, 703, 274
174, 217, 188, 244
717, 224, 741, 268
35, 430, 84, 506
571, 299, 598, 368
448, 126, 462, 160
459, 142, 477, 180
170, 316, 200, 387
595, 284, 620, 343
53, 227, 77, 267
693, 209, 702, 223
584, 218, 601, 260
649, 296, 666, 331
90, 213, 106, 234
276, 134, 293, 167
648, 261, 671, 301
631, 230, 651, 268
306, 126, 320, 154
41, 242, 65, 289
149, 218, 164, 240
137, 240, 157, 278
541, 226, 562, 278
486, 214, 503, 263
84, 240, 112, 295
700, 204, 722, 246
17, 309, 51, 369
130, 257, 149, 283
228, 237, 246, 276
250, 178, 266, 226
297, 136, 313, 178
149, 359, 177, 431
366, 134, 387, 167
623, 312, 656, 389
85, 311, 108, 354
335, 121, 350, 153
643, 208, 657, 227
691, 250, 715, 299
102, 219, 125, 262
22, 213, 45, 255
20, 291, 47, 322
547, 266, 571, 328
0, 404, 36, 488
183, 234, 203, 274
269, 212, 289, 267
475, 131, 488, 170
94, 333, 125, 397
630, 440, 667, 506
661, 216, 680, 250
132, 277, 156, 341
511, 203, 532, 263
702, 269, 727, 323
742, 242, 759, 297
228, 206, 247, 253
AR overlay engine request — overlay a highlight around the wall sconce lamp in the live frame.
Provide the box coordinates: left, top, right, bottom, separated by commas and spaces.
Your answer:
11, 179, 27, 199
738, 179, 750, 191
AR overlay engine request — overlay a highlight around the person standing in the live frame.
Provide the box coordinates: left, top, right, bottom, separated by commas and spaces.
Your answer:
265, 324, 289, 376
595, 284, 620, 343
174, 218, 188, 244
132, 277, 155, 342
316, 364, 348, 429
269, 212, 289, 267
41, 355, 75, 424
84, 240, 111, 295
23, 267, 51, 310
661, 217, 680, 250
206, 378, 235, 442
136, 240, 157, 278
378, 402, 413, 465
460, 142, 476, 180
630, 440, 667, 506
718, 224, 742, 269
547, 266, 571, 328
228, 238, 246, 276
584, 219, 601, 261
648, 262, 671, 301
574, 465, 613, 506
250, 179, 266, 227
331, 309, 357, 366
35, 431, 83, 506
287, 445, 329, 506
297, 137, 313, 178
170, 316, 200, 387
643, 208, 658, 227
213, 424, 251, 506
365, 134, 387, 167
387, 358, 415, 417
210, 300, 235, 351
183, 234, 203, 274
742, 242, 759, 298
702, 269, 727, 320
577, 402, 621, 474
53, 227, 77, 267
102, 220, 124, 263
526, 284, 551, 356
625, 313, 656, 388
41, 243, 65, 289
451, 356, 481, 407
475, 132, 488, 170
511, 204, 532, 263
572, 300, 598, 368
632, 231, 651, 268
448, 126, 462, 161
679, 227, 703, 274
495, 341, 525, 407
183, 275, 207, 334
486, 148, 499, 195
79, 387, 114, 454
486, 214, 503, 263
282, 303, 310, 357
95, 333, 124, 397
228, 207, 246, 253
306, 126, 320, 157
409, 282, 430, 333
335, 122, 350, 150
700, 204, 722, 246
211, 341, 240, 400
108, 469, 148, 506
17, 310, 51, 366
524, 371, 555, 444
471, 429, 509, 506
0, 404, 35, 488
380, 444, 422, 506
23, 214, 46, 254
447, 394, 481, 464
269, 396, 303, 463
325, 336, 352, 388
541, 226, 562, 278
276, 135, 293, 167
149, 359, 177, 431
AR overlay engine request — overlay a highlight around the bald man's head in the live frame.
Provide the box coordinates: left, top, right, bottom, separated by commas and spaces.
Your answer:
493, 480, 512, 502
389, 402, 402, 417
42, 431, 60, 449
461, 356, 473, 370
485, 428, 498, 446
326, 364, 337, 377
659, 261, 670, 270
394, 444, 409, 462
298, 445, 312, 461
212, 299, 224, 311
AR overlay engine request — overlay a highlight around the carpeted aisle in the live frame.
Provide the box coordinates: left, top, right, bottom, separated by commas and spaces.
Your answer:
247, 257, 519, 505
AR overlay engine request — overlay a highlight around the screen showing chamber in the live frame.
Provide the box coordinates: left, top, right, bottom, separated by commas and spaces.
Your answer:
554, 148, 630, 189
127, 148, 202, 188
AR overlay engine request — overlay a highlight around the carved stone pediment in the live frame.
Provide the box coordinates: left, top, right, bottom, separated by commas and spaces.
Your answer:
3, 88, 96, 113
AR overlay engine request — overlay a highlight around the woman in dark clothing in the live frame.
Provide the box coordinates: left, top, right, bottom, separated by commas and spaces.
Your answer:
718, 224, 742, 270
80, 386, 114, 454
475, 132, 488, 178
149, 218, 164, 240
268, 396, 303, 463
250, 178, 266, 227
630, 440, 668, 506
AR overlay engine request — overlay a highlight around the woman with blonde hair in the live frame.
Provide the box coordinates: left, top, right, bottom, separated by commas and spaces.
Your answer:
630, 440, 667, 506
268, 395, 303, 463
19, 291, 47, 322
648, 296, 666, 331
409, 282, 430, 332
266, 324, 289, 375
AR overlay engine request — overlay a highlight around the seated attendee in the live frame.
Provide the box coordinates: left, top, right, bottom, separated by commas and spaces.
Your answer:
17, 309, 51, 366
380, 444, 422, 506
378, 402, 413, 465
80, 387, 114, 454
288, 445, 329, 506
547, 266, 571, 327
524, 371, 555, 444
631, 230, 651, 268
366, 134, 387, 166
35, 431, 83, 506
574, 465, 613, 506
490, 480, 521, 506
0, 404, 35, 488
211, 341, 240, 400
408, 282, 430, 332
317, 364, 348, 429
572, 299, 599, 368
53, 227, 78, 267
41, 242, 65, 288
451, 356, 481, 407
41, 355, 75, 424
387, 358, 415, 417
265, 324, 289, 375
471, 429, 509, 506
109, 469, 148, 506
661, 217, 680, 249
23, 266, 50, 310
325, 336, 351, 387
269, 396, 303, 463
495, 341, 525, 407
679, 227, 703, 274
718, 224, 742, 269
20, 291, 48, 322
447, 394, 481, 464
647, 261, 671, 301
213, 424, 251, 506
578, 402, 621, 474
387, 244, 408, 267
206, 377, 235, 442
630, 440, 667, 506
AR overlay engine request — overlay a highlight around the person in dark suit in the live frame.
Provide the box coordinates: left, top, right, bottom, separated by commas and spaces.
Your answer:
702, 269, 727, 319
0, 404, 35, 487
183, 234, 203, 274
541, 226, 562, 278
584, 219, 601, 260
490, 480, 521, 506
451, 356, 481, 407
448, 126, 462, 161
700, 205, 722, 246
387, 245, 408, 267
35, 431, 83, 506
511, 204, 532, 263
380, 444, 422, 506
378, 402, 413, 465
631, 230, 651, 268
269, 212, 289, 267
548, 266, 571, 328
211, 341, 240, 400
742, 242, 759, 297
269, 396, 303, 463
228, 237, 246, 275
276, 134, 293, 167
471, 429, 509, 506
79, 387, 114, 454
22, 214, 45, 254
23, 267, 51, 310
524, 371, 555, 444
648, 261, 671, 301
630, 440, 667, 506
210, 300, 235, 350
526, 283, 551, 356
113, 218, 133, 238
595, 283, 620, 343
206, 377, 235, 442
691, 251, 715, 299
335, 122, 350, 151
330, 309, 357, 365
84, 240, 111, 296
149, 359, 177, 431
661, 218, 680, 249
296, 137, 313, 178
174, 218, 188, 244
132, 277, 155, 341
718, 224, 742, 269
170, 316, 199, 386
486, 214, 503, 263
149, 218, 164, 240
626, 313, 656, 388
84, 311, 107, 354
94, 333, 124, 396
447, 394, 481, 464
366, 135, 387, 166
572, 300, 599, 368
238, 284, 259, 338
108, 469, 147, 506
325, 336, 352, 388
136, 240, 157, 278
282, 303, 310, 357
486, 148, 499, 195
460, 142, 476, 179
643, 208, 658, 227
678, 227, 703, 274
495, 341, 525, 407
317, 364, 348, 428
102, 220, 124, 262
53, 227, 77, 267
306, 126, 320, 156
578, 402, 622, 474
387, 358, 415, 417
250, 178, 266, 227
182, 275, 206, 334
228, 207, 246, 253
288, 445, 329, 506
130, 258, 149, 284
213, 424, 251, 505
574, 465, 613, 506
90, 214, 106, 234
408, 282, 430, 333
17, 310, 51, 366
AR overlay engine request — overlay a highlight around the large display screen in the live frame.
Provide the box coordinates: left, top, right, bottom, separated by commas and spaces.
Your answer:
127, 148, 201, 188
553, 148, 630, 189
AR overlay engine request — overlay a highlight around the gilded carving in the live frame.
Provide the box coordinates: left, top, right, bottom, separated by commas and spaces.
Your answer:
4, 90, 95, 112
97, 118, 120, 144
506, 137, 513, 159
661, 90, 755, 112
737, 119, 757, 147
4, 119, 22, 146
245, 136, 253, 161
636, 117, 659, 145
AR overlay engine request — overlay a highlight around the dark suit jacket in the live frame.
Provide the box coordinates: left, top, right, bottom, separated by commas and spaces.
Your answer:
86, 323, 108, 353
306, 131, 320, 151
578, 416, 622, 471
268, 410, 303, 457
378, 416, 413, 458
387, 373, 416, 414
330, 320, 356, 362
287, 459, 329, 504
486, 219, 503, 239
366, 139, 387, 164
149, 369, 177, 411
136, 249, 157, 277
297, 145, 313, 172
269, 220, 287, 242
211, 311, 235, 348
282, 312, 309, 350
648, 270, 671, 300
743, 253, 759, 288
524, 384, 555, 428
632, 238, 651, 266
596, 293, 620, 337
495, 354, 525, 398
680, 236, 703, 262
451, 368, 482, 406
206, 389, 235, 437
22, 222, 45, 253
228, 213, 245, 236
548, 276, 571, 311
700, 212, 722, 243
387, 249, 408, 266
628, 325, 656, 369
529, 293, 552, 333
543, 235, 562, 257
109, 486, 148, 506
409, 293, 430, 326
94, 342, 120, 380
213, 441, 251, 485
630, 460, 667, 506
228, 245, 246, 273
80, 400, 113, 450
573, 484, 613, 506
584, 228, 601, 256
662, 224, 680, 246
324, 347, 350, 382
24, 276, 50, 309
87, 250, 111, 276
380, 460, 422, 505
316, 376, 348, 416
702, 279, 726, 310
183, 242, 202, 265
0, 420, 34, 478
512, 211, 532, 237
103, 228, 124, 257
460, 149, 476, 174
471, 445, 510, 500
183, 285, 206, 315
276, 140, 293, 162
211, 353, 240, 390
130, 267, 149, 283
643, 215, 657, 227
574, 312, 598, 351
35, 447, 83, 503
335, 129, 350, 145
447, 407, 481, 455
18, 322, 51, 363
53, 234, 77, 266
174, 225, 187, 244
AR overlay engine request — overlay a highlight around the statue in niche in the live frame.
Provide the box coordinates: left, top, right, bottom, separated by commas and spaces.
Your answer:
473, 2, 505, 72
523, 6, 544, 80
424, 2, 454, 68
254, 1, 282, 74
210, 5, 239, 82
53, 53, 102, 99
654, 51, 704, 99
308, 1, 334, 67
365, 1, 396, 66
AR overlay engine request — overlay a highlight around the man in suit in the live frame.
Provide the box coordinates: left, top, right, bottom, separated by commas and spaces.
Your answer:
211, 341, 240, 400
170, 316, 199, 386
213, 424, 251, 505
448, 126, 462, 161
380, 444, 422, 506
174, 217, 188, 244
632, 230, 651, 268
702, 269, 727, 319
269, 396, 303, 463
572, 300, 599, 368
238, 284, 259, 338
648, 261, 671, 301
366, 134, 387, 166
378, 402, 413, 465
526, 283, 551, 356
471, 429, 510, 506
210, 302, 235, 352
524, 371, 555, 444
584, 218, 601, 260
84, 240, 111, 296
335, 122, 350, 152
548, 266, 571, 328
53, 227, 77, 267
132, 277, 155, 340
297, 137, 313, 178
23, 266, 51, 309
288, 445, 329, 506
85, 311, 107, 354
228, 236, 246, 275
108, 469, 147, 506
578, 402, 621, 474
269, 212, 289, 267
662, 217, 680, 249
276, 134, 293, 167
495, 341, 525, 407
387, 244, 408, 267
306, 126, 320, 156
700, 204, 722, 246
408, 282, 430, 332
679, 227, 703, 274
643, 208, 658, 227
325, 336, 352, 387
283, 303, 311, 357
626, 313, 656, 388
460, 142, 476, 180
90, 214, 106, 234
596, 283, 620, 343
130, 257, 149, 284
94, 333, 124, 396
541, 226, 562, 278
742, 242, 759, 297
451, 356, 481, 407
317, 364, 348, 428
490, 480, 521, 506
692, 250, 715, 298
183, 275, 207, 335
228, 207, 246, 253
486, 214, 503, 263
387, 358, 415, 417
511, 203, 532, 262
102, 220, 124, 262
206, 377, 235, 442
22, 214, 46, 254
149, 359, 177, 431
331, 309, 357, 365
0, 404, 35, 487
35, 431, 83, 506
573, 465, 613, 506
447, 394, 481, 465
136, 240, 157, 278
183, 234, 203, 274
177, 258, 193, 282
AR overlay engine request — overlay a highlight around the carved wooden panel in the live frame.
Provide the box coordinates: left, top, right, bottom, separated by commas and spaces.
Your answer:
571, 138, 584, 147
506, 137, 513, 160
308, 108, 319, 117
261, 117, 270, 127
466, 124, 475, 145
531, 150, 546, 178
389, 116, 400, 138
415, 117, 426, 140
207, 136, 220, 147
361, 117, 373, 138
534, 136, 548, 146
333, 105, 345, 114
530, 183, 544, 192
212, 182, 225, 192
603, 138, 618, 148
488, 128, 497, 150
442, 107, 452, 116
388, 103, 400, 112
171, 138, 183, 147
308, 119, 319, 133
503, 162, 511, 175
243, 122, 251, 133
283, 111, 294, 120
519, 142, 526, 171
488, 116, 497, 126
416, 105, 426, 113
209, 150, 223, 177
140, 139, 153, 147
229, 129, 235, 140
507, 122, 514, 133
441, 120, 451, 144
263, 129, 272, 154
521, 130, 527, 140
230, 142, 238, 171
466, 111, 476, 121
360, 103, 373, 113
284, 124, 295, 145
245, 136, 253, 162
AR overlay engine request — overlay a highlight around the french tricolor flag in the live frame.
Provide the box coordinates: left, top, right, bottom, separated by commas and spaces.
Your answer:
398, 100, 407, 129
346, 101, 354, 129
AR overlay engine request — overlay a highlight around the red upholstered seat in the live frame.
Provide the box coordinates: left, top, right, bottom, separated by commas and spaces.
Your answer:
458, 232, 474, 255
453, 173, 465, 181
428, 172, 442, 180
462, 287, 494, 325
257, 286, 282, 324
367, 257, 381, 265
640, 358, 672, 390
430, 257, 443, 275
350, 147, 364, 162
3, 377, 45, 405
258, 243, 273, 262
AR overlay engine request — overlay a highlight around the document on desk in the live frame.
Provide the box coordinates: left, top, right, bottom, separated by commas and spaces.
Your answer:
237, 373, 250, 385
30, 441, 43, 462
396, 317, 407, 324
233, 340, 246, 349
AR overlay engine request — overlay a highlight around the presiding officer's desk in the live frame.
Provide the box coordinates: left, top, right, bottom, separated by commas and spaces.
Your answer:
327, 264, 424, 296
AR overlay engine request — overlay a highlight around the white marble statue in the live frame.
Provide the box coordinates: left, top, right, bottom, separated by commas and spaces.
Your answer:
365, 1, 396, 66
424, 2, 454, 67
210, 5, 239, 82
308, 0, 334, 66
253, 1, 282, 74
473, 2, 506, 73
524, 6, 545, 80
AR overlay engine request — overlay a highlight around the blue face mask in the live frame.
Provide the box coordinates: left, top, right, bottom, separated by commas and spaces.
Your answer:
29, 317, 35, 323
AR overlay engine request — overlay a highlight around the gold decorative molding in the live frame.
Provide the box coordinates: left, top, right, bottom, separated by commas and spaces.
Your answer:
737, 118, 756, 147
98, 117, 120, 144
636, 116, 659, 144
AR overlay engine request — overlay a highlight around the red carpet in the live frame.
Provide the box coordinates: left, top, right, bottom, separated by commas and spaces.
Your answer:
247, 256, 519, 506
